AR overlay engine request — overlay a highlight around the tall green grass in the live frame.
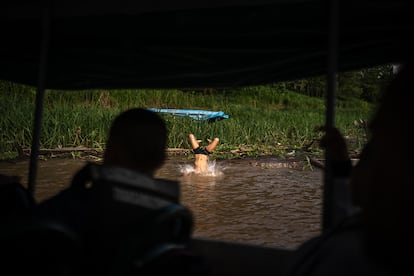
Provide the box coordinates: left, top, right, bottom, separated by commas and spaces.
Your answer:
0, 81, 371, 159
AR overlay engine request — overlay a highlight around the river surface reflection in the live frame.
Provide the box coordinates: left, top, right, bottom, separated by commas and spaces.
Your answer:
0, 156, 323, 249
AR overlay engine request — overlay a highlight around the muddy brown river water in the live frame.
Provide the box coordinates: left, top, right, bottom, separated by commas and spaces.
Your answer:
0, 156, 323, 249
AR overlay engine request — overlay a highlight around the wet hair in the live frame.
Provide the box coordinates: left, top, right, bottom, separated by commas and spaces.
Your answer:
105, 108, 167, 174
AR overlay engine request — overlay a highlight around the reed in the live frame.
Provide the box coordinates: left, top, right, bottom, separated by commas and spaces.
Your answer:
0, 82, 371, 160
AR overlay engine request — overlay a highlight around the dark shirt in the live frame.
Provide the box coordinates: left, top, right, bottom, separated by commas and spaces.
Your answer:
32, 164, 207, 275
0, 176, 34, 223
34, 164, 181, 240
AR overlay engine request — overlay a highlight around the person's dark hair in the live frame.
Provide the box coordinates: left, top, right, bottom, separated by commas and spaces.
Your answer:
355, 61, 413, 271
105, 108, 167, 175
370, 62, 412, 132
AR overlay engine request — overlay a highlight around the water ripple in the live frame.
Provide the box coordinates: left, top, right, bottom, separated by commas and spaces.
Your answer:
0, 156, 323, 249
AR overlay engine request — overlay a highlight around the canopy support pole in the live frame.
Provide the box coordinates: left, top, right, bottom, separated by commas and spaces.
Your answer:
322, 0, 339, 232
28, 6, 51, 198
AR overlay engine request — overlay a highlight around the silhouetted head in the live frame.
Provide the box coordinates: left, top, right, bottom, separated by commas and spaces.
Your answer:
351, 61, 413, 271
104, 108, 167, 176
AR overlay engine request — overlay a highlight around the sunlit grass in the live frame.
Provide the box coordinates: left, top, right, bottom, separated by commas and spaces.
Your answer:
0, 81, 371, 159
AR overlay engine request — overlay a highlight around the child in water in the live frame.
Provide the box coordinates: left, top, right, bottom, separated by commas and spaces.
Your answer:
189, 133, 219, 173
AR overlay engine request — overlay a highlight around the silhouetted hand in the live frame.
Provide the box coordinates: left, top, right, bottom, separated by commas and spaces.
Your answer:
318, 126, 349, 162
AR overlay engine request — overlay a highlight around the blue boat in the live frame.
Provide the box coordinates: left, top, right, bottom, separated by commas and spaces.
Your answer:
147, 108, 229, 122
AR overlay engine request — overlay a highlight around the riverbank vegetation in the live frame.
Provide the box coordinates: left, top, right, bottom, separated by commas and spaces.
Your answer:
0, 64, 393, 161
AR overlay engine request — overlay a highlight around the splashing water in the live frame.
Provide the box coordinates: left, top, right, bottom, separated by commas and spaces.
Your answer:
180, 160, 224, 177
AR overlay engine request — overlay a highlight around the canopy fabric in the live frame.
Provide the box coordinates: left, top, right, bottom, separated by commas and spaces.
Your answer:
1, 0, 412, 90
2, 1, 286, 18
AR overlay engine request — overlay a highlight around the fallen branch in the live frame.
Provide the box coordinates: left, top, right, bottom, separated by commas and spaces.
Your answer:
309, 158, 325, 169
23, 147, 102, 155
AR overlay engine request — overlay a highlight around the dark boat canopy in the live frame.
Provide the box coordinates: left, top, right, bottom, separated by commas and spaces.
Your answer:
1, 0, 412, 90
